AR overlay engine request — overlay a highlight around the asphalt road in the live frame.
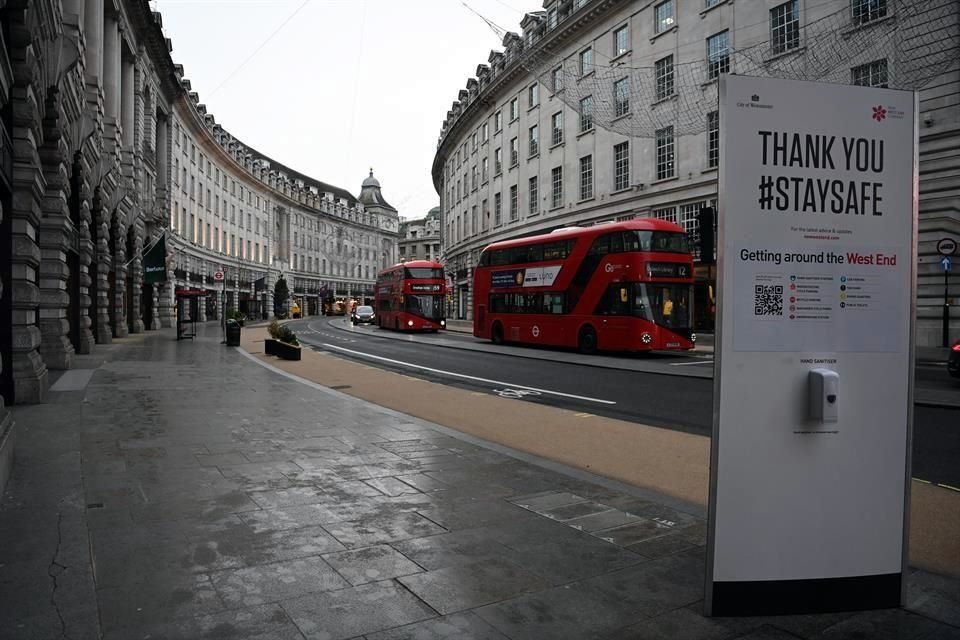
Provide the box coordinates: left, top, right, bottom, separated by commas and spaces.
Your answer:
288, 318, 960, 490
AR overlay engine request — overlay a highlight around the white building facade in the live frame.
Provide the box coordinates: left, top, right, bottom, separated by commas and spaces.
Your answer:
432, 0, 960, 344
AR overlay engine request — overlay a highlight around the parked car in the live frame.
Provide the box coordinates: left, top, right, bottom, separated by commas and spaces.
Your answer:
352, 305, 375, 325
949, 340, 960, 378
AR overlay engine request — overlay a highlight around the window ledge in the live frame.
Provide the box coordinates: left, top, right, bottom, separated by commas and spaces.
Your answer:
612, 112, 632, 124
841, 13, 897, 38
651, 176, 679, 186
527, 104, 539, 112
528, 152, 540, 161
650, 25, 678, 44
509, 117, 519, 125
700, 0, 731, 18
577, 128, 595, 139
482, 179, 489, 187
652, 93, 678, 107
577, 70, 595, 83
577, 196, 596, 204
610, 187, 632, 196
509, 162, 519, 170
701, 167, 718, 175
763, 45, 806, 65
549, 141, 565, 150
700, 77, 719, 89
494, 171, 503, 178
611, 50, 632, 63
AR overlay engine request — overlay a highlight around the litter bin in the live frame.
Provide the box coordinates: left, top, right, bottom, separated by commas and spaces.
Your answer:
225, 320, 241, 347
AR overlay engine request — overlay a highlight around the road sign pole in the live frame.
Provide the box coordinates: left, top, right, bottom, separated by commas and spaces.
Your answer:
944, 267, 950, 348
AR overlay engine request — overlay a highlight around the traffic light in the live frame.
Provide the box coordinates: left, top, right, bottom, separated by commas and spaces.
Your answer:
698, 206, 716, 264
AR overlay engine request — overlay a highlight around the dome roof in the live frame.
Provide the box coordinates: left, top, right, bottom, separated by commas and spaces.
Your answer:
361, 169, 380, 188
358, 168, 396, 212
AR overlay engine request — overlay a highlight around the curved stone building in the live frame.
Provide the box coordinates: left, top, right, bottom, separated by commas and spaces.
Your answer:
432, 0, 960, 343
0, 0, 398, 487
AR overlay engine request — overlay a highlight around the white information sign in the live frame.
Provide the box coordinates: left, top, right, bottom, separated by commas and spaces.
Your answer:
707, 76, 916, 616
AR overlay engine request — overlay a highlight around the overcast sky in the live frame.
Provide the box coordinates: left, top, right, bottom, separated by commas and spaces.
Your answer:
154, 0, 524, 220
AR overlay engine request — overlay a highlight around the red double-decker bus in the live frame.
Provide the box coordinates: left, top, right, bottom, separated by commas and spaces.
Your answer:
473, 218, 695, 353
374, 260, 447, 331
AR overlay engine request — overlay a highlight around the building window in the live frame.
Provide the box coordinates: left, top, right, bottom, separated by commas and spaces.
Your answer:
482, 158, 489, 183
482, 199, 489, 230
548, 7, 558, 28
495, 110, 503, 132
529, 176, 539, 215
495, 147, 503, 174
852, 0, 886, 25
708, 111, 720, 168
656, 126, 675, 180
705, 0, 722, 7
529, 125, 539, 157
655, 1, 674, 33
614, 78, 630, 117
472, 132, 478, 152
579, 155, 593, 201
579, 47, 593, 76
472, 165, 478, 190
707, 31, 730, 79
655, 55, 674, 100
510, 185, 518, 221
851, 59, 888, 87
528, 83, 539, 108
510, 137, 519, 166
613, 25, 629, 56
495, 192, 502, 226
552, 66, 563, 93
551, 111, 564, 146
614, 142, 630, 192
471, 205, 477, 235
551, 166, 563, 209
482, 122, 489, 142
510, 97, 519, 121
770, 1, 799, 55
580, 95, 594, 133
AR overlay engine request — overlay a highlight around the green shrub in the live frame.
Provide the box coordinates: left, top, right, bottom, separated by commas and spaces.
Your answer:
277, 325, 299, 346
268, 319, 281, 339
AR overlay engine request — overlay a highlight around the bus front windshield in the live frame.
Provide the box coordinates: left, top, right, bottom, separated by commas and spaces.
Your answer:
405, 267, 444, 279
632, 284, 692, 330
634, 231, 689, 253
405, 295, 445, 320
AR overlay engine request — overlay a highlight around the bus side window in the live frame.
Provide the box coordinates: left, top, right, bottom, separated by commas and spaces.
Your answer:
608, 233, 623, 254
622, 231, 639, 252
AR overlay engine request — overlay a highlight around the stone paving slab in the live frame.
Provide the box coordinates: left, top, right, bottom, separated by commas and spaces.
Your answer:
1, 325, 959, 640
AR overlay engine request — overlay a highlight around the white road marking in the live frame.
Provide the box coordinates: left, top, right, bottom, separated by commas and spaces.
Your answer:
669, 359, 714, 366
321, 343, 616, 405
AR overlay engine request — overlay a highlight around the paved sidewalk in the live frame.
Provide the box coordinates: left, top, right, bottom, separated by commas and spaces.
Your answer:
1, 325, 959, 639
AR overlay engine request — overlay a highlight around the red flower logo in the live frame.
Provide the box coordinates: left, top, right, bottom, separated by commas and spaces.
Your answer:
872, 105, 887, 122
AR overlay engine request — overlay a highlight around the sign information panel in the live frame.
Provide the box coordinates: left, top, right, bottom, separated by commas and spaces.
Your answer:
708, 76, 916, 616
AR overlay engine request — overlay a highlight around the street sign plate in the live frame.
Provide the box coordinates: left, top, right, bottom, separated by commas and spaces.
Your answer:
942, 256, 952, 272
937, 238, 957, 256
213, 271, 224, 281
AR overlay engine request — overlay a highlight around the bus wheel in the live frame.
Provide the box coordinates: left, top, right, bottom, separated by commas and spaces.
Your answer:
491, 322, 504, 345
578, 325, 597, 355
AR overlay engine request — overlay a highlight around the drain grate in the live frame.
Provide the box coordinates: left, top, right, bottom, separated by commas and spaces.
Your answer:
86, 503, 104, 509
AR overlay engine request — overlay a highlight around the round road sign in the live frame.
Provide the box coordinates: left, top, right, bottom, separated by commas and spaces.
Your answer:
213, 271, 225, 281
937, 238, 957, 256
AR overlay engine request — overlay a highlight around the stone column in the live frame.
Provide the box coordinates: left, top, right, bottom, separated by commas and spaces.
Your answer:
83, 0, 104, 81
92, 189, 112, 344
112, 210, 128, 339
9, 63, 50, 402
37, 88, 75, 369
102, 17, 120, 122
129, 223, 144, 333
120, 56, 134, 145
75, 179, 95, 354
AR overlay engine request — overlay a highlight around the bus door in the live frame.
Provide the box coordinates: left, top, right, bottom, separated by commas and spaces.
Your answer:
596, 283, 634, 349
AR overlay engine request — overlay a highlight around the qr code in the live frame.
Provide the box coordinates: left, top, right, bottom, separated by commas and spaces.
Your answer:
754, 285, 784, 316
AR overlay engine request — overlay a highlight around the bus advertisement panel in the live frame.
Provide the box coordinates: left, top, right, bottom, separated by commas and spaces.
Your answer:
374, 260, 447, 332
472, 218, 695, 353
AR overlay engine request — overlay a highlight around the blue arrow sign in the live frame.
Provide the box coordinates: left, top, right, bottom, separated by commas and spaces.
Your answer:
943, 256, 952, 272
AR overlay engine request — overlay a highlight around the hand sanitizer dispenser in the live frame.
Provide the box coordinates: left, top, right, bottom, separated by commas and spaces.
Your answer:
809, 368, 839, 423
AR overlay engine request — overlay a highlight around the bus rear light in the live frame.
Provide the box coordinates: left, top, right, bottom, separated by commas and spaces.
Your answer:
641, 332, 653, 344
408, 320, 414, 327
952, 342, 960, 352
440, 320, 446, 326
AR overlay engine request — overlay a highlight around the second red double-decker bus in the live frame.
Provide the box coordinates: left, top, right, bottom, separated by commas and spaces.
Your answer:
473, 218, 695, 353
374, 260, 447, 331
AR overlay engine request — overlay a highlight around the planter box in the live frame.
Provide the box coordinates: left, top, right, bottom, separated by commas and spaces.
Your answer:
265, 338, 301, 361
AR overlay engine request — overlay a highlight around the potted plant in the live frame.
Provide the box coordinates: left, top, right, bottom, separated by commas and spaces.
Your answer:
265, 320, 301, 361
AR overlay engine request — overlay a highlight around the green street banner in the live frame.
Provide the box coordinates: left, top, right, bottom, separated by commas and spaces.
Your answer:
143, 234, 167, 284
